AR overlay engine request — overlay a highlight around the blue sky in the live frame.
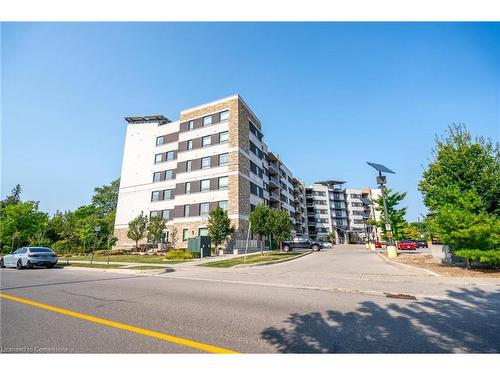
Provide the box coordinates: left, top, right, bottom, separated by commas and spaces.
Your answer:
2, 22, 499, 220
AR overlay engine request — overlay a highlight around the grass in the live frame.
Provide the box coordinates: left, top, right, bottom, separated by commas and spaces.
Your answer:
124, 265, 169, 270
57, 263, 124, 269
61, 255, 190, 264
201, 252, 303, 268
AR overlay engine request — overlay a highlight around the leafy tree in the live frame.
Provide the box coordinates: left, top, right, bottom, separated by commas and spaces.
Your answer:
327, 231, 336, 244
127, 213, 148, 250
249, 203, 272, 255
368, 189, 408, 241
147, 215, 166, 251
91, 178, 120, 217
1, 184, 22, 208
401, 223, 423, 240
207, 206, 233, 251
269, 209, 293, 251
168, 226, 178, 248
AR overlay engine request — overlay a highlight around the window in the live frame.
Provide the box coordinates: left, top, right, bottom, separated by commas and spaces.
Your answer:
202, 136, 211, 147
219, 153, 229, 165
185, 182, 191, 194
187, 140, 193, 150
165, 170, 174, 180
184, 205, 190, 217
249, 121, 263, 141
153, 172, 161, 182
182, 228, 189, 241
201, 156, 211, 169
219, 200, 228, 211
219, 131, 229, 144
156, 136, 164, 146
220, 110, 229, 122
154, 153, 163, 164
163, 189, 173, 200
250, 204, 256, 212
203, 115, 212, 126
166, 151, 174, 161
162, 210, 170, 220
200, 202, 210, 215
151, 191, 161, 202
150, 210, 161, 218
198, 227, 209, 236
188, 120, 194, 130
186, 160, 192, 172
201, 179, 210, 192
218, 176, 228, 190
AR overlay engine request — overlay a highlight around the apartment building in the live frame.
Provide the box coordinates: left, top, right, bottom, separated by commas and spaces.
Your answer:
113, 94, 302, 249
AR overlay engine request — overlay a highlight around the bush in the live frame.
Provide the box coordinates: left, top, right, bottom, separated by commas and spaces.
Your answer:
165, 249, 193, 260
452, 249, 500, 267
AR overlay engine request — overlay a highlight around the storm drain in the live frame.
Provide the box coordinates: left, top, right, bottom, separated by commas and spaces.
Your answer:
384, 293, 417, 300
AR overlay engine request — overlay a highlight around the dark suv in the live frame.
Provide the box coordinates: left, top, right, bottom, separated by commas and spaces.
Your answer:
282, 235, 323, 252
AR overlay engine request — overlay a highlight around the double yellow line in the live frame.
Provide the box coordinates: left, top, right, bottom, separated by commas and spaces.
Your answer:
0, 292, 239, 354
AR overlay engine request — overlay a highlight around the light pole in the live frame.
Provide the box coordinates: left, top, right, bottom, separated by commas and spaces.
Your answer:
367, 162, 398, 258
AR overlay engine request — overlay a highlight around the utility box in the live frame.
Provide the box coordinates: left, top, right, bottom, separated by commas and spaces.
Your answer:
187, 236, 211, 258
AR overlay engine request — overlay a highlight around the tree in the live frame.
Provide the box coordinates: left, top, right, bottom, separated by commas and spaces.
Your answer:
91, 178, 120, 217
147, 215, 166, 251
127, 213, 148, 250
249, 203, 272, 255
327, 231, 336, 244
269, 209, 293, 251
1, 184, 22, 208
207, 206, 232, 251
401, 223, 423, 240
419, 125, 500, 264
168, 226, 178, 248
368, 189, 408, 241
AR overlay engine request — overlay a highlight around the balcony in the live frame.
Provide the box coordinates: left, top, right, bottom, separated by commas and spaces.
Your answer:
268, 161, 279, 175
270, 191, 280, 202
269, 176, 280, 189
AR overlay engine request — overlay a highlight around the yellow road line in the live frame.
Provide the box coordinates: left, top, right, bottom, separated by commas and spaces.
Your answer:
0, 292, 239, 354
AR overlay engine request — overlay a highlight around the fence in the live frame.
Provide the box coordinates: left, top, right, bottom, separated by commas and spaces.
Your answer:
225, 239, 267, 254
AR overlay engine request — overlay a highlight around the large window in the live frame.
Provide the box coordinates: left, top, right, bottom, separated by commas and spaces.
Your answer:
182, 228, 189, 241
188, 120, 194, 130
218, 176, 228, 190
203, 115, 212, 126
165, 170, 174, 180
154, 153, 163, 164
219, 200, 228, 211
201, 156, 211, 169
220, 110, 229, 122
156, 136, 164, 146
249, 121, 263, 141
150, 210, 161, 218
200, 202, 210, 215
163, 189, 173, 200
187, 140, 193, 150
153, 172, 161, 182
198, 227, 209, 236
202, 136, 212, 147
219, 153, 229, 165
166, 151, 174, 161
185, 182, 191, 194
162, 210, 170, 220
219, 131, 229, 144
186, 160, 192, 172
184, 205, 190, 217
151, 191, 161, 202
201, 179, 210, 192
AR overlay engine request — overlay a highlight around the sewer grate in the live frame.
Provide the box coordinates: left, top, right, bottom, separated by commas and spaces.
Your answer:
385, 293, 417, 300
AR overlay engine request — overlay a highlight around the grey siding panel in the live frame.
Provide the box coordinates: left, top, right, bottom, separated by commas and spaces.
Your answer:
164, 132, 179, 143
174, 183, 184, 196
190, 203, 200, 217
211, 155, 219, 167
209, 202, 218, 212
193, 138, 202, 149
178, 141, 187, 152
179, 122, 189, 132
211, 134, 219, 145
192, 158, 201, 171
210, 178, 219, 191
193, 118, 203, 129
191, 180, 200, 193
212, 112, 220, 124
177, 161, 186, 173
173, 205, 184, 218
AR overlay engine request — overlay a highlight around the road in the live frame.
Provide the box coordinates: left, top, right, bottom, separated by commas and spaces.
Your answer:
1, 246, 499, 353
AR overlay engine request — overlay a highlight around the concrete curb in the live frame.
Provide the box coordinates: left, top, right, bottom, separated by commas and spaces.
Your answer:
231, 251, 313, 268
374, 251, 441, 277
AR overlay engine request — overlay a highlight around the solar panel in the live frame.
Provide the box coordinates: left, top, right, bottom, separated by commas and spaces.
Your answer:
367, 162, 395, 174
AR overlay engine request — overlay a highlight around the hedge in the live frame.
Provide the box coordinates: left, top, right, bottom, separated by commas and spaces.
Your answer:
452, 249, 500, 267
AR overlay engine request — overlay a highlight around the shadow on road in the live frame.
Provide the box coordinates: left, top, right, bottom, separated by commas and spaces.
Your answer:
261, 288, 500, 353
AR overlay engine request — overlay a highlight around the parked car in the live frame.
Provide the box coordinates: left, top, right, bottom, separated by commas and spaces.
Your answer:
282, 235, 323, 252
374, 241, 382, 249
0, 247, 58, 270
321, 242, 333, 248
397, 240, 417, 251
415, 240, 428, 248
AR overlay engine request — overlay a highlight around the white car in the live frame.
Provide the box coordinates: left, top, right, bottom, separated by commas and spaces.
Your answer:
1, 247, 58, 269
321, 242, 333, 248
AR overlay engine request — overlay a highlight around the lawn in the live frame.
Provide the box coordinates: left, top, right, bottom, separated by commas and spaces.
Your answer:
201, 252, 303, 268
62, 255, 190, 264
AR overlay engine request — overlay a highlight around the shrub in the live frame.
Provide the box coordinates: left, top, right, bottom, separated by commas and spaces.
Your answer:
452, 249, 500, 268
165, 249, 193, 260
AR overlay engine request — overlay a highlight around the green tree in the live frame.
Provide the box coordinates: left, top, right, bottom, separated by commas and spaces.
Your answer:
207, 206, 233, 251
168, 226, 178, 248
127, 213, 148, 250
269, 209, 293, 251
1, 184, 22, 208
249, 203, 272, 255
368, 189, 408, 241
91, 178, 120, 217
401, 223, 422, 240
147, 215, 166, 251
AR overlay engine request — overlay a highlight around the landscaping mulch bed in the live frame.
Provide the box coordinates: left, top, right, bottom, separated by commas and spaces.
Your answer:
390, 253, 500, 278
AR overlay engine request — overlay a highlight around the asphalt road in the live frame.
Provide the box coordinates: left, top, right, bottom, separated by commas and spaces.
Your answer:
1, 246, 499, 353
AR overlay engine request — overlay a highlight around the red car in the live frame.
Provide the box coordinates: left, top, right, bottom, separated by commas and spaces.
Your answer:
397, 240, 417, 250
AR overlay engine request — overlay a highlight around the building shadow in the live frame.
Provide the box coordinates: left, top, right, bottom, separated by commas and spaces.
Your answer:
261, 288, 500, 353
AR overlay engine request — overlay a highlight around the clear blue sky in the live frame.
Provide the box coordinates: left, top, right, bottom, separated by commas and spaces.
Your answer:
2, 22, 499, 220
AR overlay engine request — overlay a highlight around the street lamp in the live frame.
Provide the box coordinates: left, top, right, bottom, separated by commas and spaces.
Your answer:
367, 162, 398, 258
